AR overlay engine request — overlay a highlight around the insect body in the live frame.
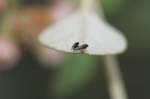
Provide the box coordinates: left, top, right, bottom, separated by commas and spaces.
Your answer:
72, 42, 79, 50
72, 42, 88, 51
77, 44, 88, 50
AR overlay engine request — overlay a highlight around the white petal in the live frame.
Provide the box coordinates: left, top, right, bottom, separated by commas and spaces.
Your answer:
84, 12, 127, 55
39, 12, 81, 53
39, 11, 127, 55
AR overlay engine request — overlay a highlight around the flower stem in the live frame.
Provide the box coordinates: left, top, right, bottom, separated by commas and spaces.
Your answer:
103, 55, 128, 99
80, 0, 95, 12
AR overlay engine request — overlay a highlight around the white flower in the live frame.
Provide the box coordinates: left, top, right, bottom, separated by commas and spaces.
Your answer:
39, 0, 127, 55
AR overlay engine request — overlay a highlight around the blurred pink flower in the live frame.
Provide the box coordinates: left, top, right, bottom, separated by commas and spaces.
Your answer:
50, 0, 74, 22
0, 0, 74, 69
0, 37, 21, 70
11, 7, 64, 68
36, 47, 64, 68
0, 0, 5, 13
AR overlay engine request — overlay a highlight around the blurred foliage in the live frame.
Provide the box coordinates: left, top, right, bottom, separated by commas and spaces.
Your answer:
0, 0, 150, 99
50, 54, 99, 97
100, 0, 126, 14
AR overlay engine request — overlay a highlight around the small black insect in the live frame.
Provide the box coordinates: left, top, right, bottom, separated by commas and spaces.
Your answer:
72, 42, 79, 50
77, 44, 88, 50
72, 42, 88, 51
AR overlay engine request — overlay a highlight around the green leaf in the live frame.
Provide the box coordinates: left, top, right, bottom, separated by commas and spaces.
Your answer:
100, 0, 125, 14
50, 54, 99, 97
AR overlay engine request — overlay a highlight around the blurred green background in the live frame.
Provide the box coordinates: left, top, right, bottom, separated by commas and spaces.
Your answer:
0, 0, 149, 99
